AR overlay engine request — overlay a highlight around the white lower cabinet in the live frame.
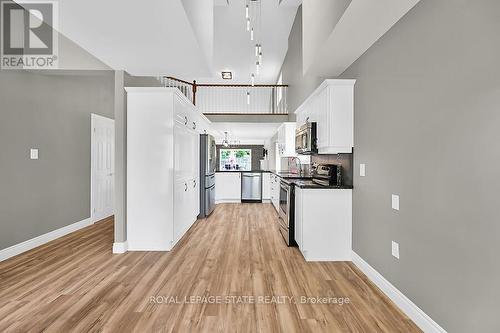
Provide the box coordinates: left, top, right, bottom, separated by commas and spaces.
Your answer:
126, 87, 207, 252
294, 187, 352, 261
215, 172, 241, 203
270, 174, 280, 211
262, 172, 271, 200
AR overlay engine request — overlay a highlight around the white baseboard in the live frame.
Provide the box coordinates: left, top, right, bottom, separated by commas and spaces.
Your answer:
351, 251, 447, 333
112, 241, 128, 254
0, 218, 92, 262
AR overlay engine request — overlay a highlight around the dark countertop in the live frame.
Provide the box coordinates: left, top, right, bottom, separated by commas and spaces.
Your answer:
216, 170, 269, 173
215, 170, 352, 189
269, 171, 352, 190
284, 179, 353, 190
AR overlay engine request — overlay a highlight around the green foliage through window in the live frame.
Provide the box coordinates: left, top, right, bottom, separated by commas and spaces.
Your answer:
220, 149, 252, 171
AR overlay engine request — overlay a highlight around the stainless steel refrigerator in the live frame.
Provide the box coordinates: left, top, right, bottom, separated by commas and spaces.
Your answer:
199, 134, 217, 218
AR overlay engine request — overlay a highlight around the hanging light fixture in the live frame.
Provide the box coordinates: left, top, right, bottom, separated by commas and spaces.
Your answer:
251, 73, 255, 86
256, 61, 260, 74
246, 18, 250, 31
250, 28, 254, 41
247, 91, 251, 104
258, 52, 262, 64
255, 44, 259, 57
222, 132, 230, 147
245, 4, 249, 19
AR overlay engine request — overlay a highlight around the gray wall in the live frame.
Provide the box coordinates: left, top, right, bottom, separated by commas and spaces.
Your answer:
0, 70, 114, 251
280, 6, 325, 119
216, 145, 264, 171
280, 0, 500, 331
340, 1, 500, 332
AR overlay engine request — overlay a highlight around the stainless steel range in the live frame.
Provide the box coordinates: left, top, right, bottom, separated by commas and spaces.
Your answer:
278, 179, 295, 246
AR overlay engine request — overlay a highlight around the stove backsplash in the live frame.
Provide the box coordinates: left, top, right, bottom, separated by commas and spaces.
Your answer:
311, 153, 353, 187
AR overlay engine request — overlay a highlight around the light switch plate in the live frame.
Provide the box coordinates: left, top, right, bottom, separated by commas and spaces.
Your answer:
30, 149, 39, 160
392, 241, 400, 259
392, 194, 400, 210
360, 163, 366, 177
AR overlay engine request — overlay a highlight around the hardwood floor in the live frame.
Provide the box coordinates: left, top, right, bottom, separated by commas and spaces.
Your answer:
0, 204, 421, 332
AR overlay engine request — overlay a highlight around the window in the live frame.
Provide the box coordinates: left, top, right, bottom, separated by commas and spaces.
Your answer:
220, 149, 252, 171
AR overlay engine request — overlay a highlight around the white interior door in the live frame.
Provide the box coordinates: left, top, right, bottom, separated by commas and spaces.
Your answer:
91, 114, 115, 223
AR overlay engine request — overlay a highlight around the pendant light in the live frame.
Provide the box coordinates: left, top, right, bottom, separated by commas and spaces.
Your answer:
222, 132, 229, 147
251, 74, 255, 86
256, 61, 260, 74
247, 91, 251, 104
250, 28, 254, 41
245, 5, 249, 19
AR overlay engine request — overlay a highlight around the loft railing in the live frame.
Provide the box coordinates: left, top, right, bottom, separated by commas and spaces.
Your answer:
162, 76, 288, 115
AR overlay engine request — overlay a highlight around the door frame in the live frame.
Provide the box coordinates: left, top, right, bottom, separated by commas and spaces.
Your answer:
91, 113, 115, 224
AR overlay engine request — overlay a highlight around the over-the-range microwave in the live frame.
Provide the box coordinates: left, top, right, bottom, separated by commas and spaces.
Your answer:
295, 121, 318, 155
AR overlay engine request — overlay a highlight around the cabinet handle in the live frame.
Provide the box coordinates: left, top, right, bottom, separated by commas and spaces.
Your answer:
184, 183, 188, 191
192, 122, 196, 130
184, 116, 188, 125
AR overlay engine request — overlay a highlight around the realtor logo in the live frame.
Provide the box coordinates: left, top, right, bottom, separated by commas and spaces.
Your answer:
1, 0, 58, 69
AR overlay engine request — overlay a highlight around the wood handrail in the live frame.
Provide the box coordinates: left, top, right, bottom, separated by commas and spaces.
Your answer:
164, 76, 289, 108
196, 83, 289, 88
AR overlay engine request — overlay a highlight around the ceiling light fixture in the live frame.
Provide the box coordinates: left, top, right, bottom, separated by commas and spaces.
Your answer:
246, 0, 262, 80
221, 71, 232, 80
222, 132, 230, 147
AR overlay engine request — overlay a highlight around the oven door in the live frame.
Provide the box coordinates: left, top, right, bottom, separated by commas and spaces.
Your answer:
278, 182, 290, 228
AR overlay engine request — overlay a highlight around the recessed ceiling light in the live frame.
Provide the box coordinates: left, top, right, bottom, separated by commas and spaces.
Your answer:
221, 71, 232, 80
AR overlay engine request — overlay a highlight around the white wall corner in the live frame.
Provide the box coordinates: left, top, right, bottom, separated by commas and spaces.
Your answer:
351, 251, 447, 333
0, 218, 92, 262
112, 241, 128, 254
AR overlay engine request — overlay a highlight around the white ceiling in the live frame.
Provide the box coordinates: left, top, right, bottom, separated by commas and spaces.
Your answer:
56, 0, 211, 77
51, 0, 298, 81
200, 0, 299, 84
211, 122, 281, 144
306, 0, 422, 77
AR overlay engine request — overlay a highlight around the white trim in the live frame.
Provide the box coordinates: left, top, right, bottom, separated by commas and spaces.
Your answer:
112, 241, 128, 254
215, 200, 241, 204
0, 218, 92, 262
351, 251, 447, 333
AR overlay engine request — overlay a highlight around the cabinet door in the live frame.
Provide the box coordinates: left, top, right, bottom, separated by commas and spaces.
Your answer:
173, 179, 188, 242
215, 173, 241, 201
295, 188, 303, 249
262, 173, 270, 200
314, 88, 329, 150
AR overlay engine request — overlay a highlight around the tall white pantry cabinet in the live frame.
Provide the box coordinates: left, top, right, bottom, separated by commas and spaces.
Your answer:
126, 87, 209, 251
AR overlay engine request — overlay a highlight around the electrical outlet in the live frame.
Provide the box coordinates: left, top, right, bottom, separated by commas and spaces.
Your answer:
392, 241, 400, 259
360, 163, 366, 177
392, 194, 400, 210
30, 149, 39, 160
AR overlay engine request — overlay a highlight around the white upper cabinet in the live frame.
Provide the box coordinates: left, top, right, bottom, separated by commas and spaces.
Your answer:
276, 122, 297, 157
295, 80, 355, 154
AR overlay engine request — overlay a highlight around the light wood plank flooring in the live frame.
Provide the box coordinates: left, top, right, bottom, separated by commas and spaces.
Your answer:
0, 204, 421, 332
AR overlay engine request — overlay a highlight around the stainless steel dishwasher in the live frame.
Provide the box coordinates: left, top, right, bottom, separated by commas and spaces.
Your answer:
241, 172, 262, 202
